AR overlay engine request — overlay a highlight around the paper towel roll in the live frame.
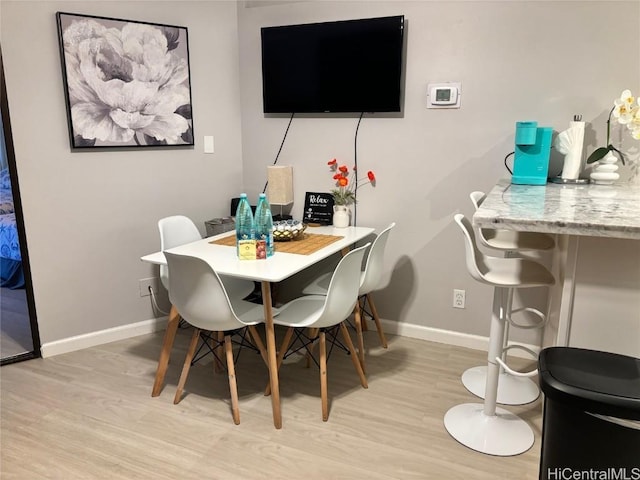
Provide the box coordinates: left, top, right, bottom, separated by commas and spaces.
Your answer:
555, 121, 585, 180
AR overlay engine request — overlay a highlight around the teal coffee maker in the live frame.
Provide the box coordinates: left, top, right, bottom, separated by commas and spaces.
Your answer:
511, 121, 553, 185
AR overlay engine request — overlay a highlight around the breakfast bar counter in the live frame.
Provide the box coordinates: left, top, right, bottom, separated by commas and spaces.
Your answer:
473, 178, 640, 240
473, 178, 640, 350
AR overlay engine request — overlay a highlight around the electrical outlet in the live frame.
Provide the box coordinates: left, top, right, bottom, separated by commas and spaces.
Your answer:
453, 289, 466, 309
139, 277, 160, 297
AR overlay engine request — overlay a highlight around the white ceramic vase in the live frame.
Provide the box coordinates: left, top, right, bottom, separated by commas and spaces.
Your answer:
590, 152, 620, 185
332, 205, 351, 228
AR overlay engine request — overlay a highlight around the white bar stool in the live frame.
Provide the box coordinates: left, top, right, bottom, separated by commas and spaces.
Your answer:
444, 214, 555, 456
462, 191, 555, 406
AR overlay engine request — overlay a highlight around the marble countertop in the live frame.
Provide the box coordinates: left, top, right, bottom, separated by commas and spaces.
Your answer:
474, 178, 640, 240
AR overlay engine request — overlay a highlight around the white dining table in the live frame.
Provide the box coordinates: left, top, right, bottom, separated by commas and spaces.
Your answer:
141, 225, 375, 429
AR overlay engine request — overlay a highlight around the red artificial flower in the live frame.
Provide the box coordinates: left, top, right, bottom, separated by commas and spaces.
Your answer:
326, 157, 376, 206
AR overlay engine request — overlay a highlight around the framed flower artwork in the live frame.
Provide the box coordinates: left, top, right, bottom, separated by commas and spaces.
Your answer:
56, 12, 194, 149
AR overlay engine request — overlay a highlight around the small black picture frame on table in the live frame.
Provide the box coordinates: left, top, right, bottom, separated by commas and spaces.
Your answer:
56, 12, 194, 149
303, 192, 334, 225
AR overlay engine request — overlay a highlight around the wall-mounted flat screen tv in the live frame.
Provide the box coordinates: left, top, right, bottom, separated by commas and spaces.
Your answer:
261, 15, 405, 114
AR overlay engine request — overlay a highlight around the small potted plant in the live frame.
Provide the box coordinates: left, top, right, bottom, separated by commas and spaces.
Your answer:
327, 158, 376, 227
587, 90, 640, 184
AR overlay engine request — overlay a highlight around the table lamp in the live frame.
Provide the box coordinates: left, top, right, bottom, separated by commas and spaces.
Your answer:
267, 165, 294, 220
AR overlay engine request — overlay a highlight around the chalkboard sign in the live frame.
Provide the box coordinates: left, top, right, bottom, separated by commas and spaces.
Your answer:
303, 192, 334, 225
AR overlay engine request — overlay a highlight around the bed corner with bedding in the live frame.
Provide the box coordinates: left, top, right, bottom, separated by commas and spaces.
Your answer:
0, 168, 24, 289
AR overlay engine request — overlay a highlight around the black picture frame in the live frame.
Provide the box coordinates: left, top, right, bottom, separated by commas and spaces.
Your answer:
56, 12, 194, 149
303, 192, 335, 225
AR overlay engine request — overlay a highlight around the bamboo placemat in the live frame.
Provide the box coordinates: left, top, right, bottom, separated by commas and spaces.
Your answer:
209, 232, 344, 255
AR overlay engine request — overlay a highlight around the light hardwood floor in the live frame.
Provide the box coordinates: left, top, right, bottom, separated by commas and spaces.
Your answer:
0, 326, 542, 479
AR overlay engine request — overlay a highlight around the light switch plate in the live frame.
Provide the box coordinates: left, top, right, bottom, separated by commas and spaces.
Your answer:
204, 136, 214, 154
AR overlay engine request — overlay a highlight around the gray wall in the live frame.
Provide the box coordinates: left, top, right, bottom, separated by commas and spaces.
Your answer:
1, 1, 245, 349
1, 1, 638, 357
237, 1, 640, 356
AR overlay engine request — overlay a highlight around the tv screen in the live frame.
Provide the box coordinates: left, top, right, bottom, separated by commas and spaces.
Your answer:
261, 15, 405, 114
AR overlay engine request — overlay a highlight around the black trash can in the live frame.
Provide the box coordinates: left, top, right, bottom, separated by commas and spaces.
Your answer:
538, 347, 640, 480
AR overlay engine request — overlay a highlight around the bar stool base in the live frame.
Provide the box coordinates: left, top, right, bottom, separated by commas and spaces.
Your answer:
444, 403, 534, 456
462, 366, 540, 405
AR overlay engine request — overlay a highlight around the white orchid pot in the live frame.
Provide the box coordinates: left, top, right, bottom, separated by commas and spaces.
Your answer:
332, 205, 351, 228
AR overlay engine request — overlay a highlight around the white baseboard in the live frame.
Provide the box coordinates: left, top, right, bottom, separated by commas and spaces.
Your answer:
378, 318, 540, 359
40, 316, 168, 358
40, 315, 538, 360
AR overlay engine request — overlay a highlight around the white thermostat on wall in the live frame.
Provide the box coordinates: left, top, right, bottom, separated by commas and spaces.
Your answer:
427, 82, 461, 109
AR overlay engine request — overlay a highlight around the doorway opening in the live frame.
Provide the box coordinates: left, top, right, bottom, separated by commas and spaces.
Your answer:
0, 47, 41, 365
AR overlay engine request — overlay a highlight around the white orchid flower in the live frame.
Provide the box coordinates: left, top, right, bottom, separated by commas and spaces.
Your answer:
612, 89, 635, 125
588, 90, 640, 165
627, 105, 640, 140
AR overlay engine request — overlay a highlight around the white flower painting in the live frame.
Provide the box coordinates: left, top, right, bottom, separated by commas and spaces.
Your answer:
56, 12, 194, 148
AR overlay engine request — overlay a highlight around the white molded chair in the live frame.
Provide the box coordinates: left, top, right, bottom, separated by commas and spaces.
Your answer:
302, 223, 396, 371
159, 215, 253, 299
159, 215, 202, 291
443, 214, 555, 456
465, 193, 554, 405
272, 243, 371, 421
153, 216, 255, 396
152, 215, 209, 396
165, 251, 269, 425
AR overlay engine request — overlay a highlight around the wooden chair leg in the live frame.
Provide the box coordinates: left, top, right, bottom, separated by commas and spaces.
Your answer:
339, 322, 368, 389
265, 327, 294, 396
214, 331, 225, 373
174, 328, 200, 404
152, 305, 181, 397
367, 294, 388, 349
276, 327, 295, 370
353, 301, 366, 374
225, 335, 240, 425
359, 297, 369, 331
247, 326, 269, 366
319, 331, 329, 422
305, 328, 319, 368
